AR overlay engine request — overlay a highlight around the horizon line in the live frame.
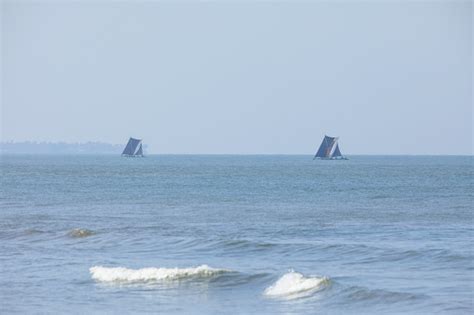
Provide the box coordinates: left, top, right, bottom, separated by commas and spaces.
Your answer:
1, 152, 472, 157
1, 141, 472, 156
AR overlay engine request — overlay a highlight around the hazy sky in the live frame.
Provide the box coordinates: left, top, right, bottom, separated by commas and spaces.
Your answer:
1, 0, 472, 154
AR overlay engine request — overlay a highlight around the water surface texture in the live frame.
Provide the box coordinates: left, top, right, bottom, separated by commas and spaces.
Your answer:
1, 155, 472, 314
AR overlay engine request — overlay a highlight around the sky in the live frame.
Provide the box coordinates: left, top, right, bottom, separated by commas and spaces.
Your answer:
1, 0, 472, 154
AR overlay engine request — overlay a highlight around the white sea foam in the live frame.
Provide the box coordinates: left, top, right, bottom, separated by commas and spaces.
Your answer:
90, 265, 230, 283
264, 271, 329, 299
68, 228, 95, 238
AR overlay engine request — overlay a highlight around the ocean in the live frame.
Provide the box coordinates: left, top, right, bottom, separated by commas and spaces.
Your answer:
0, 155, 472, 314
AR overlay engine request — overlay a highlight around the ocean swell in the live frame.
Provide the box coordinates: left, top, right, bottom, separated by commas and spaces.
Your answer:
264, 271, 329, 299
90, 265, 231, 283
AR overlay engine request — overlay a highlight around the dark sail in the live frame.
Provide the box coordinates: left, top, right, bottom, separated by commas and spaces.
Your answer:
135, 144, 143, 156
332, 144, 342, 157
122, 137, 142, 156
314, 136, 337, 159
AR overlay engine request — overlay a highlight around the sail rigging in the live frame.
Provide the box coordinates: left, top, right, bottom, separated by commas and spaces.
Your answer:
122, 137, 144, 157
313, 135, 347, 160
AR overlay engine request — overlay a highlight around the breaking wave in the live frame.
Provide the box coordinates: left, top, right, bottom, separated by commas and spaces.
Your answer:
90, 265, 231, 283
264, 271, 329, 299
68, 228, 95, 238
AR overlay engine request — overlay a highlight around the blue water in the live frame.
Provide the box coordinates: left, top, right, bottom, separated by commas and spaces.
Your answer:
0, 155, 472, 314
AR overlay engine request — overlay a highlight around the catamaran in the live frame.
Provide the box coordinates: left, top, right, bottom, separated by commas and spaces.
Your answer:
313, 135, 347, 160
121, 137, 144, 157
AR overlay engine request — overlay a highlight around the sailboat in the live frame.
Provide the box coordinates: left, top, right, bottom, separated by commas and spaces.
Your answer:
313, 135, 347, 160
121, 137, 144, 157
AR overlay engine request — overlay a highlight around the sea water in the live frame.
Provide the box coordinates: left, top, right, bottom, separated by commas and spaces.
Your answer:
0, 155, 472, 314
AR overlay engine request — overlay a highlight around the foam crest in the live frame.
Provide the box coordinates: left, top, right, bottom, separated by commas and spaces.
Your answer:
264, 271, 329, 299
68, 228, 95, 238
90, 265, 230, 283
